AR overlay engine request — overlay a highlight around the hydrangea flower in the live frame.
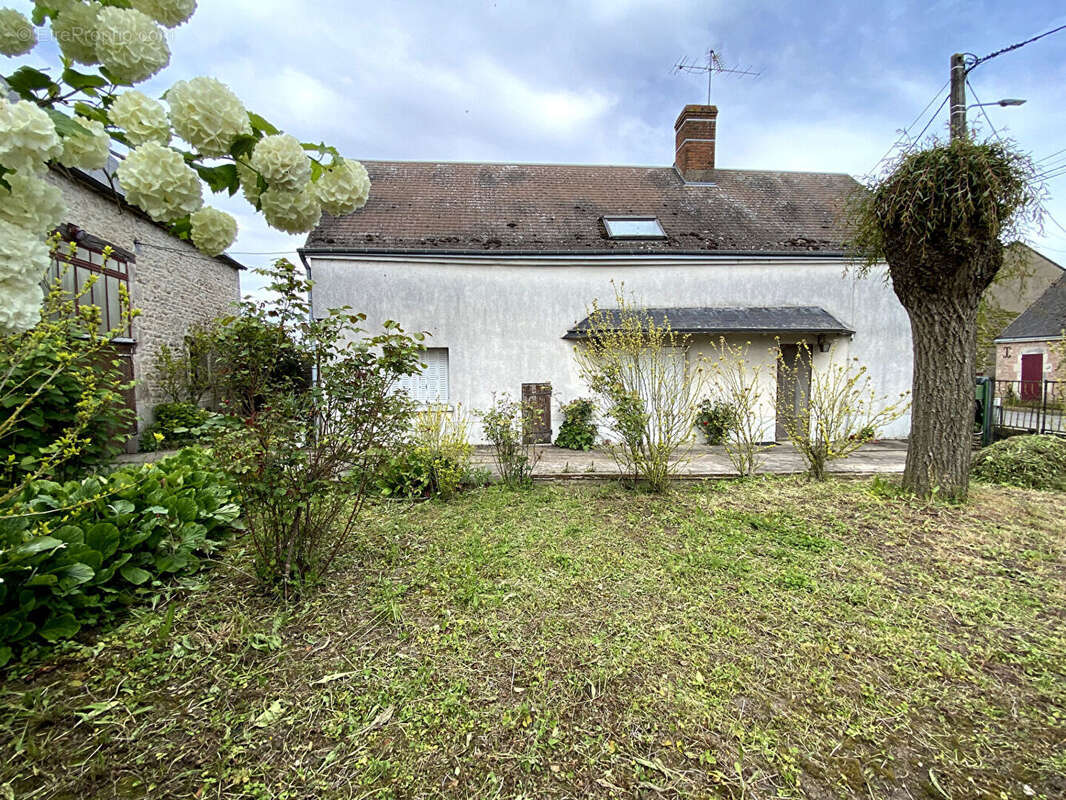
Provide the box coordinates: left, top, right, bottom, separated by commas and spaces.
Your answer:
260, 185, 322, 234
314, 159, 371, 216
130, 0, 197, 28
167, 77, 251, 157
0, 7, 35, 56
58, 116, 111, 171
190, 206, 237, 257
51, 1, 101, 65
0, 274, 43, 336
95, 7, 170, 84
250, 134, 311, 193
0, 171, 66, 234
0, 98, 62, 172
116, 141, 203, 222
0, 218, 51, 284
108, 90, 171, 146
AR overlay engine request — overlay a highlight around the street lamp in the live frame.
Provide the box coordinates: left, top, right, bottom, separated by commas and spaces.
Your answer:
967, 98, 1026, 109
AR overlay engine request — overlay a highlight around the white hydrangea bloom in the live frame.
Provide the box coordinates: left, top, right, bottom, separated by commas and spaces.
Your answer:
58, 116, 111, 171
116, 141, 203, 222
189, 206, 237, 257
109, 90, 171, 146
167, 77, 251, 157
51, 1, 101, 65
0, 218, 51, 284
0, 7, 36, 56
95, 7, 170, 84
260, 185, 322, 234
250, 134, 311, 193
314, 159, 371, 216
0, 170, 66, 234
0, 97, 62, 172
236, 159, 262, 206
130, 0, 196, 28
0, 274, 43, 336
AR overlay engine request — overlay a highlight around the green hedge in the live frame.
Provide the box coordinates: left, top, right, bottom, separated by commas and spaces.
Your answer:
971, 434, 1066, 491
0, 448, 240, 665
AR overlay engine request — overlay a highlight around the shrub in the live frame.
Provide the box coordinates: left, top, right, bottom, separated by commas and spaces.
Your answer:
709, 338, 773, 476
214, 260, 423, 595
695, 400, 736, 445
571, 287, 707, 492
775, 344, 910, 480
1, 264, 137, 492
378, 405, 474, 500
139, 402, 234, 453
478, 393, 542, 489
0, 448, 240, 666
971, 434, 1066, 491
151, 322, 219, 406
554, 398, 597, 450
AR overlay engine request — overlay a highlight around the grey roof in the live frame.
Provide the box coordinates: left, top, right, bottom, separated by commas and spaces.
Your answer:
563, 306, 854, 339
995, 273, 1066, 341
303, 161, 862, 256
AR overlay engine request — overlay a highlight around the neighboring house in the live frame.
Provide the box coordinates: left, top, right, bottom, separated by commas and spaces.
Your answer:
978, 244, 1064, 378
993, 272, 1066, 397
300, 104, 913, 443
45, 161, 243, 447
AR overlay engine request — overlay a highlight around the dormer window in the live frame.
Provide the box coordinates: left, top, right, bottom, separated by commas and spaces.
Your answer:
602, 216, 667, 240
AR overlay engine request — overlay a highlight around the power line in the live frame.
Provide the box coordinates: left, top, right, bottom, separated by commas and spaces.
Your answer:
969, 24, 1066, 69
867, 81, 949, 173
1035, 146, 1066, 165
903, 93, 950, 154
965, 80, 1004, 141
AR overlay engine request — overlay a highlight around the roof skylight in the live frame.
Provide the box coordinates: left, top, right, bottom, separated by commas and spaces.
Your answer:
602, 216, 667, 239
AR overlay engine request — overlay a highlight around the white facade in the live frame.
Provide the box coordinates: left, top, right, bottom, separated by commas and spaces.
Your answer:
305, 253, 914, 443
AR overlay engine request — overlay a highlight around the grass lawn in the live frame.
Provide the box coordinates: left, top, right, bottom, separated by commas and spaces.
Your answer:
2, 477, 1065, 799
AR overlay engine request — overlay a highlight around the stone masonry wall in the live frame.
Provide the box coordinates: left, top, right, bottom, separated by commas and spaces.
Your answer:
994, 340, 1063, 383
47, 170, 241, 441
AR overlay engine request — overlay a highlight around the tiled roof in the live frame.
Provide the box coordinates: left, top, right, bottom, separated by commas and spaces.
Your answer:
563, 306, 854, 339
996, 274, 1066, 341
303, 161, 862, 255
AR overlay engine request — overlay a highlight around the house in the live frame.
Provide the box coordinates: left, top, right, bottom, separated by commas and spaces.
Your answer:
993, 271, 1066, 397
45, 161, 244, 447
300, 104, 913, 443
978, 244, 1064, 378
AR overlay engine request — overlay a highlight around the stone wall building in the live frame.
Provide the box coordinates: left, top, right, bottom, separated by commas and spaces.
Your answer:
46, 163, 243, 447
994, 272, 1066, 390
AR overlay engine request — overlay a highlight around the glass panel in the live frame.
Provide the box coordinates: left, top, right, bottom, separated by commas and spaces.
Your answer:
603, 217, 667, 239
106, 275, 122, 333
89, 249, 104, 266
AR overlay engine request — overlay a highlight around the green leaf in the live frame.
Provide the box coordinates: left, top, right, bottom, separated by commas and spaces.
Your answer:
61, 67, 108, 93
171, 497, 198, 523
229, 134, 258, 162
119, 565, 152, 586
38, 613, 80, 642
46, 109, 92, 140
4, 66, 57, 98
0, 646, 11, 667
15, 536, 64, 557
193, 163, 239, 195
248, 112, 280, 136
57, 562, 95, 591
86, 523, 121, 559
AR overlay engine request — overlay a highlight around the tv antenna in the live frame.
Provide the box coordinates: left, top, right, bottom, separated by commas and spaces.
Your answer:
673, 49, 761, 104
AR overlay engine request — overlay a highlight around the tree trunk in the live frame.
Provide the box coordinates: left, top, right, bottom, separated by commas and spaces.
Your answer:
900, 292, 980, 500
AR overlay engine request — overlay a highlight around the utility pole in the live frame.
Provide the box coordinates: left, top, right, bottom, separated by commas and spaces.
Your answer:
949, 52, 967, 140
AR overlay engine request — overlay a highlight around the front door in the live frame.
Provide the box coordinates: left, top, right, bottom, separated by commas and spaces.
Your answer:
521, 383, 552, 444
1020, 353, 1043, 401
776, 344, 812, 442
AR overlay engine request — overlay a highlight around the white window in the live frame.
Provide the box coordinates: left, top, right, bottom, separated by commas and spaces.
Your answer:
398, 347, 449, 405
602, 216, 667, 239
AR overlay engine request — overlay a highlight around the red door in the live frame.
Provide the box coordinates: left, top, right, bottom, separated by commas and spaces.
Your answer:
1020, 353, 1043, 401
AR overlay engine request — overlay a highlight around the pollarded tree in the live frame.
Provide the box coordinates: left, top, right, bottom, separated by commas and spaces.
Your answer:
0, 1, 370, 336
851, 138, 1039, 499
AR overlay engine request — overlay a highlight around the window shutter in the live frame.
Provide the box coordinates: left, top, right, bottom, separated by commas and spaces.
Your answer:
400, 348, 449, 405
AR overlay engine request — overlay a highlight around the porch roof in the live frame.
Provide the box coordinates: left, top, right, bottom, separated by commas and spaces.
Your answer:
562, 305, 854, 340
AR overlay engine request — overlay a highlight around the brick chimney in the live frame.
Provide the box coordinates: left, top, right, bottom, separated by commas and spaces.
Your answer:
674, 104, 717, 181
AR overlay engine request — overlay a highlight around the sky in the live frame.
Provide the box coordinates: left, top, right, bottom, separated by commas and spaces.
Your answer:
10, 0, 1066, 294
